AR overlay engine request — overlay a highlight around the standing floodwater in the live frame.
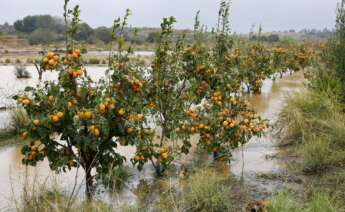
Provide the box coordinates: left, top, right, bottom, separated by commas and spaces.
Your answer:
231, 72, 305, 199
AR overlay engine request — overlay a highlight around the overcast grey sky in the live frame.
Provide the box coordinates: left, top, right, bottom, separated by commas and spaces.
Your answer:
0, 0, 339, 32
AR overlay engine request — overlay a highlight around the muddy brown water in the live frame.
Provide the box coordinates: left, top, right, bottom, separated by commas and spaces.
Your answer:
0, 65, 305, 210
231, 72, 305, 199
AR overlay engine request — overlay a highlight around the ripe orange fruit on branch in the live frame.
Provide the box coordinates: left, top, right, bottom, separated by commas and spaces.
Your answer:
126, 128, 133, 134
31, 145, 37, 151
107, 103, 115, 110
48, 59, 55, 66
68, 68, 75, 76
118, 108, 125, 116
74, 48, 81, 56
84, 111, 92, 120
53, 55, 59, 61
98, 103, 106, 113
89, 125, 95, 133
48, 96, 54, 102
47, 51, 54, 59
131, 79, 143, 92
21, 132, 28, 140
135, 113, 144, 122
72, 52, 79, 59
78, 111, 84, 119
21, 99, 31, 106
33, 119, 40, 126
161, 152, 169, 159
27, 154, 34, 161
57, 112, 64, 119
51, 115, 60, 123
94, 128, 100, 137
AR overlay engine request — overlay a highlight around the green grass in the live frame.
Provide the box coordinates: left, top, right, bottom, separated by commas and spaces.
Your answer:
266, 191, 299, 212
266, 191, 341, 212
276, 89, 345, 172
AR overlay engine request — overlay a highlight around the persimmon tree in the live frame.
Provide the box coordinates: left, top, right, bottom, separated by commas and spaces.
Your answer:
271, 46, 289, 78
192, 1, 267, 159
15, 1, 149, 198
240, 44, 271, 94
296, 43, 314, 70
131, 17, 196, 176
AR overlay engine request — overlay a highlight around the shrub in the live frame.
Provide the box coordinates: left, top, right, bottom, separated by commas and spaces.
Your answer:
5, 58, 11, 64
14, 65, 31, 78
28, 28, 58, 45
15, 58, 22, 64
308, 68, 342, 99
26, 58, 34, 64
88, 58, 100, 64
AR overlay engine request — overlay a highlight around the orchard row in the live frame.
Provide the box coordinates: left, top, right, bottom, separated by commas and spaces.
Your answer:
14, 0, 317, 197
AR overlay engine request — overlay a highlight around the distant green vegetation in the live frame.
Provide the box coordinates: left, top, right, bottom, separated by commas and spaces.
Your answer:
0, 15, 146, 45
250, 33, 280, 42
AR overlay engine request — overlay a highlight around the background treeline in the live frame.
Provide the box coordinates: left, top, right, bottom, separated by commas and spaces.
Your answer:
0, 14, 334, 45
0, 15, 173, 45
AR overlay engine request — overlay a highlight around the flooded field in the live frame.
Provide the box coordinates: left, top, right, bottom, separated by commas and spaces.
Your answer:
0, 65, 305, 210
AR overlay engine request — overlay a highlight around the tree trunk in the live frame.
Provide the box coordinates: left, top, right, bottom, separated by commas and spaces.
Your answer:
85, 167, 93, 201
154, 162, 165, 177
213, 151, 219, 160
